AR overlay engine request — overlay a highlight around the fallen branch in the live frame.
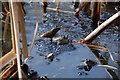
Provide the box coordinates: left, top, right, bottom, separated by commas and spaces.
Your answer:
77, 11, 120, 43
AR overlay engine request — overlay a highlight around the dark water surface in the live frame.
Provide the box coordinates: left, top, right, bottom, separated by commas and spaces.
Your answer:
24, 2, 119, 78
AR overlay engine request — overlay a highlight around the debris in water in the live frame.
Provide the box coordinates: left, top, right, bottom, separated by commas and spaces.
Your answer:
44, 53, 54, 59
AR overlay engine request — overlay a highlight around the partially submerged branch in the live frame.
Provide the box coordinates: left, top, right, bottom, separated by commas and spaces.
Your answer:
77, 11, 120, 43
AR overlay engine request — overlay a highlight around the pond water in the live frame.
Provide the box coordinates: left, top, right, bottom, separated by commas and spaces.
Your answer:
24, 2, 120, 79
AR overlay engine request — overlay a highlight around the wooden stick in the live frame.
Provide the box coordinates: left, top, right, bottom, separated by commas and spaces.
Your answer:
3, 13, 9, 41
2, 1, 10, 42
25, 2, 39, 63
9, 2, 16, 53
10, 70, 18, 78
9, 2, 17, 66
0, 64, 17, 79
82, 11, 120, 43
75, 2, 89, 15
28, 2, 38, 55
20, 2, 26, 16
84, 2, 91, 16
86, 44, 108, 50
0, 50, 16, 69
17, 2, 28, 59
42, 1, 47, 13
56, 2, 60, 11
75, 0, 92, 15
10, 69, 27, 79
0, 64, 12, 78
10, 2, 22, 78
92, 1, 101, 28
17, 2, 25, 16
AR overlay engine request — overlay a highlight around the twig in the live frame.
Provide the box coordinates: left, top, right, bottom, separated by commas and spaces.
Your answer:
107, 49, 115, 62
86, 44, 108, 50
82, 11, 120, 43
24, 2, 39, 63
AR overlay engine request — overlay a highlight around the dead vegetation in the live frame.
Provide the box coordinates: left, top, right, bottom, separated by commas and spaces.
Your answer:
0, 1, 120, 79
